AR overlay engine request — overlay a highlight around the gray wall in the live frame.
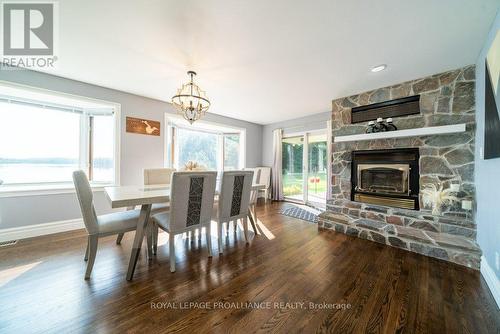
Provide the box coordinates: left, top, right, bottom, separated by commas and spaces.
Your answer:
261, 111, 331, 167
475, 12, 500, 279
0, 68, 262, 229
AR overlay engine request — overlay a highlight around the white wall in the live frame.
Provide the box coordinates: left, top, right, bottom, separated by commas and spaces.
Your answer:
261, 111, 331, 167
0, 68, 262, 230
475, 11, 500, 280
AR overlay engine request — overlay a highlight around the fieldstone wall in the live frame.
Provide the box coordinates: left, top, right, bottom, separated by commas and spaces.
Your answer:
318, 65, 481, 269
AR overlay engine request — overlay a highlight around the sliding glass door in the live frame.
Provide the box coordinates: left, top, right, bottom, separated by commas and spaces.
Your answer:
282, 136, 304, 201
282, 131, 327, 205
307, 133, 327, 204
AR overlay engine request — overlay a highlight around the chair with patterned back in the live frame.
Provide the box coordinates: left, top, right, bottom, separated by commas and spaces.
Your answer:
214, 170, 254, 254
151, 171, 217, 272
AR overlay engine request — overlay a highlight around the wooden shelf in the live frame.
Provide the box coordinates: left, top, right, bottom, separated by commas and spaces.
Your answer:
333, 124, 466, 143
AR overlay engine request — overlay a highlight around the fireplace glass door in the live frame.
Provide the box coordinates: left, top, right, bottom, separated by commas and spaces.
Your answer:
356, 164, 410, 195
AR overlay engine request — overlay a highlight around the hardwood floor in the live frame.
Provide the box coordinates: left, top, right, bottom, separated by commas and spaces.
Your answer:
0, 202, 498, 333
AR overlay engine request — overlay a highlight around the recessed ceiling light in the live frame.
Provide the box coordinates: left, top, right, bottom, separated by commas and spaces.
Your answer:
371, 64, 387, 73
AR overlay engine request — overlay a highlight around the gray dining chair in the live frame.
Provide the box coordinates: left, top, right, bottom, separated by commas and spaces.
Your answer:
244, 167, 261, 186
115, 168, 176, 248
143, 167, 176, 186
213, 170, 254, 254
243, 168, 261, 232
73, 170, 149, 279
143, 168, 175, 253
257, 167, 271, 202
151, 171, 217, 272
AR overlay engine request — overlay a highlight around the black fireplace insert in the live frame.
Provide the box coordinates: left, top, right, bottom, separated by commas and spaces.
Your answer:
351, 148, 419, 210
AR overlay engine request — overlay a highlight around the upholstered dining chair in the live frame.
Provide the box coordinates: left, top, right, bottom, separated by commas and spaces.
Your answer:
144, 168, 176, 186
243, 168, 261, 233
143, 168, 175, 214
257, 167, 271, 202
213, 170, 254, 254
73, 170, 148, 279
143, 168, 175, 251
151, 171, 217, 272
115, 168, 176, 248
244, 167, 261, 186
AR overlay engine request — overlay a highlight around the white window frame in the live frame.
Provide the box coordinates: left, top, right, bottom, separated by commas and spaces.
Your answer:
0, 81, 121, 197
165, 115, 246, 171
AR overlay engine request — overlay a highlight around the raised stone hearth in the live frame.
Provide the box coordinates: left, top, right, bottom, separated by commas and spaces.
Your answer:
319, 65, 481, 269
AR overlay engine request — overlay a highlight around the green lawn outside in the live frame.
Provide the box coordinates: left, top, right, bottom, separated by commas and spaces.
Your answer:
283, 172, 327, 196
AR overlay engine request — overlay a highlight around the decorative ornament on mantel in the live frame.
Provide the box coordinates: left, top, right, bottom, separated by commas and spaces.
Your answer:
171, 71, 210, 124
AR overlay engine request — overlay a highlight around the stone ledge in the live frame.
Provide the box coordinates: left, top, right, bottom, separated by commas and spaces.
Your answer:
424, 231, 481, 253
327, 201, 476, 240
318, 212, 481, 269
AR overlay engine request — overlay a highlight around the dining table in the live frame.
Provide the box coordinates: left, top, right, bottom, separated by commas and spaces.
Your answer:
104, 183, 267, 280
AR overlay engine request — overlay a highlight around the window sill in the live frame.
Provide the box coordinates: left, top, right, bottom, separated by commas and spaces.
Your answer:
0, 182, 115, 198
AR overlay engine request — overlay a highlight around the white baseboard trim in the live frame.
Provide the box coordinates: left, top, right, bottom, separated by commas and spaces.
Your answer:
480, 256, 500, 309
0, 218, 85, 242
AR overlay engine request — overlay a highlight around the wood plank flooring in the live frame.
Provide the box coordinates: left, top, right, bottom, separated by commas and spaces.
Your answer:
0, 202, 498, 333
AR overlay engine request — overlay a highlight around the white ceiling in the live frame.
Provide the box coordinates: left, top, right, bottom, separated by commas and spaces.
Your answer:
37, 0, 499, 124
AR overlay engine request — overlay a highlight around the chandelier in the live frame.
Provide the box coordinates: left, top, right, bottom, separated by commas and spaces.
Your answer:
171, 71, 210, 124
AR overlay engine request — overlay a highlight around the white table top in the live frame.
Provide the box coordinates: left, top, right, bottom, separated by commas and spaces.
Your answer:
105, 183, 267, 209
105, 184, 170, 209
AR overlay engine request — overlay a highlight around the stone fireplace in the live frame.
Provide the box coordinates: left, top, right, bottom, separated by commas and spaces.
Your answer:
318, 65, 481, 269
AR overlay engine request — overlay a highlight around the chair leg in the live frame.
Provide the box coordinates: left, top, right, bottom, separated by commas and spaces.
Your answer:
233, 220, 238, 232
152, 223, 158, 255
226, 221, 230, 236
198, 228, 202, 242
206, 225, 213, 258
84, 236, 90, 261
116, 233, 124, 245
85, 235, 98, 279
146, 223, 153, 260
218, 221, 223, 254
169, 233, 176, 273
249, 205, 258, 234
243, 217, 249, 244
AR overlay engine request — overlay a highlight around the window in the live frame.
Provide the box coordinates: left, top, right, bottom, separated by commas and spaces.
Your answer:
167, 120, 244, 171
0, 83, 119, 187
175, 127, 219, 170
223, 134, 240, 170
90, 115, 115, 182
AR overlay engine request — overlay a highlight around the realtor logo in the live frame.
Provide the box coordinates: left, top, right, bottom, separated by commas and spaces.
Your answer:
1, 1, 58, 68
